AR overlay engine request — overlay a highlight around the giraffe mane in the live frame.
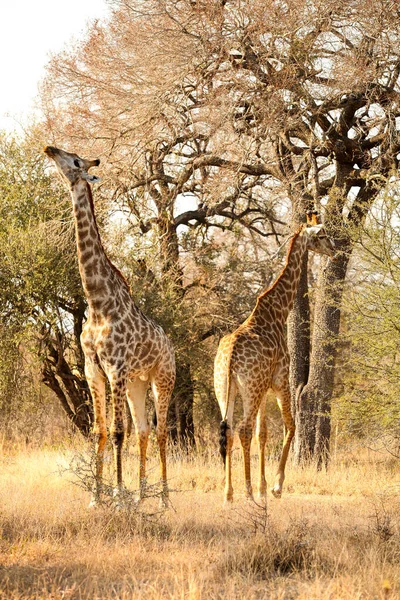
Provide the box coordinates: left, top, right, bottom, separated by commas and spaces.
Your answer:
85, 182, 131, 292
258, 225, 303, 301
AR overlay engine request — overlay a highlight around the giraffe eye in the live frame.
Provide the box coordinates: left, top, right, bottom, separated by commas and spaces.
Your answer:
74, 159, 80, 167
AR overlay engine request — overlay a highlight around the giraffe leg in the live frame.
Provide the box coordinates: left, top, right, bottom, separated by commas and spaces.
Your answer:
85, 358, 106, 507
219, 399, 235, 503
224, 424, 234, 503
125, 398, 133, 440
126, 378, 149, 500
271, 383, 295, 498
151, 375, 174, 506
256, 396, 268, 500
214, 370, 236, 504
109, 374, 128, 501
238, 414, 256, 500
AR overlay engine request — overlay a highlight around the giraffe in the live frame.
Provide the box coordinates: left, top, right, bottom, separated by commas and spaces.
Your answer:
214, 212, 335, 503
44, 146, 175, 506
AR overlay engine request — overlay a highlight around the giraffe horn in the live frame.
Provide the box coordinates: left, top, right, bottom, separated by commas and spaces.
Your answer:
306, 210, 320, 226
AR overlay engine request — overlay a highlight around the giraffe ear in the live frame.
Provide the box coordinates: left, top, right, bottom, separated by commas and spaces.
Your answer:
306, 210, 320, 226
82, 173, 101, 184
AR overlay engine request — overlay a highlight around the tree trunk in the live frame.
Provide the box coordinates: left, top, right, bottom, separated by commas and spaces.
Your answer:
158, 214, 196, 448
286, 198, 313, 463
41, 334, 93, 437
42, 363, 92, 437
297, 248, 350, 467
287, 252, 313, 462
175, 361, 195, 449
166, 360, 195, 448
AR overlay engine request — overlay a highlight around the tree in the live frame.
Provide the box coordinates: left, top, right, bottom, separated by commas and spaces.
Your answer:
0, 134, 93, 436
40, 0, 400, 460
336, 188, 400, 456
41, 1, 284, 445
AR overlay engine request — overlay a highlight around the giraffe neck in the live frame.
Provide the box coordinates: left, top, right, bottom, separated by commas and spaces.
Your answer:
71, 180, 124, 312
252, 229, 307, 324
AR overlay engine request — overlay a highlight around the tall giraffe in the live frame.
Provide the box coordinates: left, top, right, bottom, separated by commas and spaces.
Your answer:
214, 213, 335, 503
44, 146, 175, 506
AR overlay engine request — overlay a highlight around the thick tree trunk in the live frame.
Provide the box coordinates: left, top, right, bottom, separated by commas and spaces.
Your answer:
287, 253, 313, 463
175, 361, 196, 449
297, 248, 350, 467
166, 361, 195, 448
286, 198, 313, 463
159, 215, 196, 448
288, 255, 316, 463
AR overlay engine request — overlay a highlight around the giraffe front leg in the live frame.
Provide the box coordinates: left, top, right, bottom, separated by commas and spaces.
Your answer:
85, 359, 106, 508
126, 378, 150, 501
256, 396, 268, 501
272, 384, 295, 498
156, 410, 169, 507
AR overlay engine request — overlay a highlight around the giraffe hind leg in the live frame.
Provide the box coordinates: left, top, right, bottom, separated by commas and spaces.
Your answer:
271, 383, 295, 498
256, 395, 268, 500
126, 378, 150, 500
237, 388, 265, 501
151, 374, 174, 507
215, 377, 236, 504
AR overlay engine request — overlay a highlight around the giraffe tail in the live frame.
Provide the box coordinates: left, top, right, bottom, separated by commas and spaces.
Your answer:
219, 419, 230, 465
219, 342, 234, 466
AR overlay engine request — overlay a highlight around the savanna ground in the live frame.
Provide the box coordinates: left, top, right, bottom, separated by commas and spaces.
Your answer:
0, 433, 399, 600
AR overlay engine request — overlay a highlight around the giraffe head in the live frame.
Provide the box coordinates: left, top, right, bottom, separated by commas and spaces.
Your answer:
44, 146, 101, 187
302, 211, 335, 257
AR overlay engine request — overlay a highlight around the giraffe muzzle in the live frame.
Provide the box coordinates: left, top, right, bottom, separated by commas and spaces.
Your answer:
43, 146, 59, 157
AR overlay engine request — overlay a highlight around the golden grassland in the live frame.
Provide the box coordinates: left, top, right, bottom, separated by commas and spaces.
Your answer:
0, 436, 399, 599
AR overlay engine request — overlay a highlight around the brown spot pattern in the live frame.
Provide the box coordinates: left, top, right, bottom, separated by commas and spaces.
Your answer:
46, 147, 175, 506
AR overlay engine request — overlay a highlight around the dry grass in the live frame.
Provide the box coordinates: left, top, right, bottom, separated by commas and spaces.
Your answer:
0, 437, 399, 599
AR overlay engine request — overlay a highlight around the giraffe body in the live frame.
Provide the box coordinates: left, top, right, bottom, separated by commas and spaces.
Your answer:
44, 146, 175, 505
214, 217, 335, 503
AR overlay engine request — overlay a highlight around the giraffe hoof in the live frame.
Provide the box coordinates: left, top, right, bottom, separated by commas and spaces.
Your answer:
134, 493, 143, 505
270, 486, 282, 498
88, 496, 100, 509
113, 487, 128, 510
258, 486, 267, 500
159, 496, 170, 509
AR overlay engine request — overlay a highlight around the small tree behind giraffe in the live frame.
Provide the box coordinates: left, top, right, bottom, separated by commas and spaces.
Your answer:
44, 146, 175, 506
214, 212, 335, 503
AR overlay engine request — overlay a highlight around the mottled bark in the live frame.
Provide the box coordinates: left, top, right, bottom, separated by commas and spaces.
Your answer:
159, 217, 195, 448
287, 255, 313, 463
311, 247, 350, 467
287, 254, 310, 410
287, 200, 312, 463
294, 244, 350, 466
175, 361, 196, 449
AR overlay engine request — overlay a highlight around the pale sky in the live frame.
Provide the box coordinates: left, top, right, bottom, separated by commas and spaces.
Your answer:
0, 1, 110, 133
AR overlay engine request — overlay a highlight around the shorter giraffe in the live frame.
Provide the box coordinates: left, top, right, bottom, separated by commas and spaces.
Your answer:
214, 212, 335, 503
44, 146, 175, 506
